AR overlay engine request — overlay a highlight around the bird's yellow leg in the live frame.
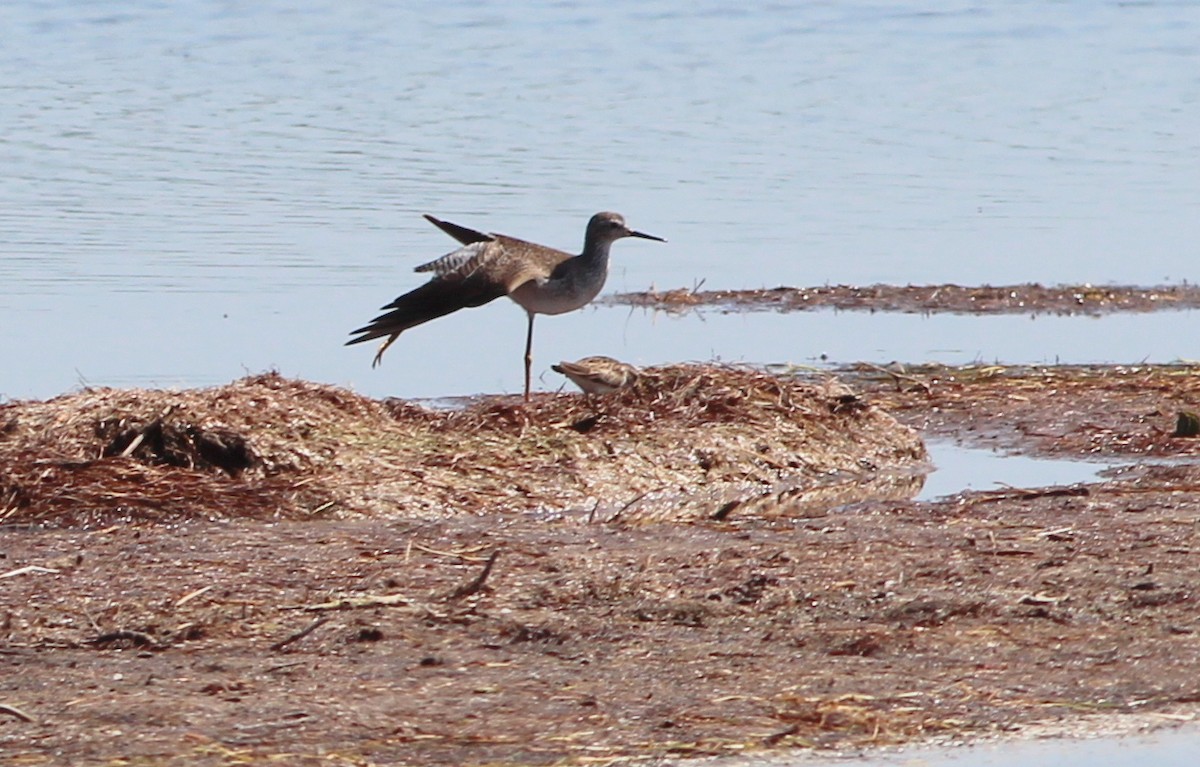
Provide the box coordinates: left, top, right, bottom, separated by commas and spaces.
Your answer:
372, 333, 399, 368
523, 313, 535, 401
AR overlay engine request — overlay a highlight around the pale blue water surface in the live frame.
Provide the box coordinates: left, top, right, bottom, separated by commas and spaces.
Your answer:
711, 722, 1200, 767
917, 440, 1106, 500
2, 0, 1198, 402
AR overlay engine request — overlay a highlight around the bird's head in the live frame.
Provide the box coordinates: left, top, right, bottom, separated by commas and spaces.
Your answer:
587, 212, 666, 246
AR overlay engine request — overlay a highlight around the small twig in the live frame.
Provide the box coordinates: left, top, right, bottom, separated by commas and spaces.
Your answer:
118, 430, 148, 458
711, 498, 743, 521
232, 712, 314, 732
969, 485, 1091, 506
306, 500, 337, 516
293, 593, 412, 612
409, 541, 491, 561
0, 493, 21, 522
444, 549, 500, 601
1036, 526, 1076, 539
175, 584, 214, 608
607, 490, 652, 523
0, 703, 35, 723
270, 617, 330, 652
0, 565, 60, 579
117, 405, 180, 458
81, 609, 103, 633
90, 629, 161, 649
762, 723, 800, 746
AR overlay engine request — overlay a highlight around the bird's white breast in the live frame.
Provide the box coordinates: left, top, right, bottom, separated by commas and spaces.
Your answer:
509, 273, 605, 315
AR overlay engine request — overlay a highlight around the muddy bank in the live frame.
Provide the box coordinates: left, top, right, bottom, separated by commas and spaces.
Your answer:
3, 365, 1200, 766
834, 362, 1200, 459
605, 283, 1200, 316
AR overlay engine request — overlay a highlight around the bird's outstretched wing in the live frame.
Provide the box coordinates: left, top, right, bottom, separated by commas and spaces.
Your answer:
347, 215, 572, 366
414, 241, 495, 279
423, 214, 492, 246
345, 270, 508, 357
421, 214, 561, 287
414, 238, 557, 294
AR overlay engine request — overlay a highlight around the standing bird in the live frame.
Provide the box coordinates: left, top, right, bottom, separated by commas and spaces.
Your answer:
347, 212, 665, 401
552, 356, 641, 395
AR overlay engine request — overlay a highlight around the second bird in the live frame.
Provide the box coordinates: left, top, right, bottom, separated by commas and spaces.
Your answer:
347, 212, 665, 401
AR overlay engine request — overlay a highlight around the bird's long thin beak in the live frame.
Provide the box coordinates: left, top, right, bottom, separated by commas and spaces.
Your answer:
628, 229, 666, 243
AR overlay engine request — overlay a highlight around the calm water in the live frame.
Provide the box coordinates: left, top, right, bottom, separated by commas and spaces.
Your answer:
917, 440, 1105, 500
2, 0, 1198, 401
726, 723, 1200, 767
3, 4, 1197, 760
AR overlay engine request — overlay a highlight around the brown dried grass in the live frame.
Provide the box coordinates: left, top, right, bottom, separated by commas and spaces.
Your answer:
0, 366, 925, 526
842, 362, 1200, 458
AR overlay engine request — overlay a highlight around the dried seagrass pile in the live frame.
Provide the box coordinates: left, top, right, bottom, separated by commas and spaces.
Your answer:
0, 366, 926, 526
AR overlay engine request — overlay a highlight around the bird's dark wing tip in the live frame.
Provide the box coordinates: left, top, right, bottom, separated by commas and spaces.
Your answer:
423, 214, 494, 245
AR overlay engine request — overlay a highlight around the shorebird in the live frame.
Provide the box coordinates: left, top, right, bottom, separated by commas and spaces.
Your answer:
552, 356, 641, 395
347, 212, 664, 400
